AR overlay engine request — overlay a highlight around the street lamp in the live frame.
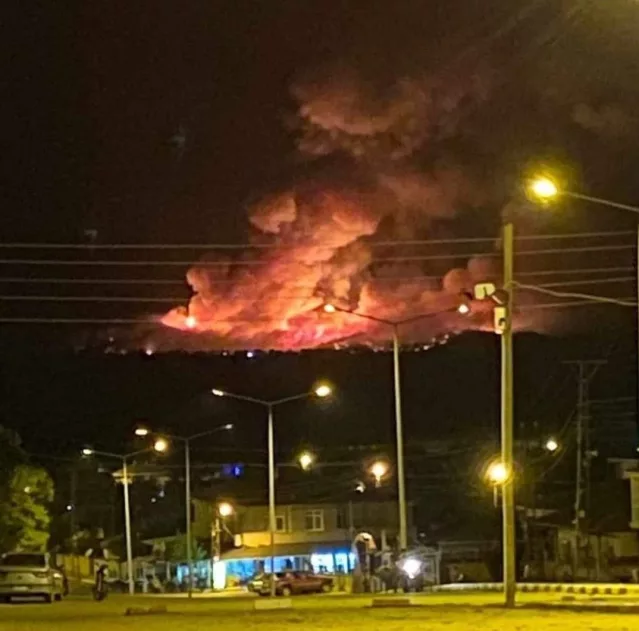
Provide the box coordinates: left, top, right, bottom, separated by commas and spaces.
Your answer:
211, 501, 235, 589
527, 175, 639, 379
370, 460, 389, 487
544, 438, 559, 453
81, 441, 166, 595
135, 422, 233, 598
218, 501, 234, 518
486, 460, 510, 510
322, 303, 467, 550
487, 461, 509, 485
298, 451, 315, 471
212, 383, 332, 596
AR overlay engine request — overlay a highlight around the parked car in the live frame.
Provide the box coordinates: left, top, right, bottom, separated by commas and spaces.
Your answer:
256, 571, 334, 596
0, 553, 66, 603
247, 572, 267, 593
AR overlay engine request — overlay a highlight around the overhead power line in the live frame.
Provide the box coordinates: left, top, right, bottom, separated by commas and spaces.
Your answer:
0, 266, 635, 288
515, 282, 637, 307
0, 243, 634, 268
0, 230, 633, 251
0, 276, 634, 305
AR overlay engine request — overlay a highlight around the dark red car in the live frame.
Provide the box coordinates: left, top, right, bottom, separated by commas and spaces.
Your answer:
259, 571, 334, 596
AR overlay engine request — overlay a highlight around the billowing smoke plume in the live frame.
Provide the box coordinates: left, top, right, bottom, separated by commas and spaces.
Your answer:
159, 65, 500, 350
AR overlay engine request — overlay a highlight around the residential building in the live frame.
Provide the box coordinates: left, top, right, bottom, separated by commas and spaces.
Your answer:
192, 498, 413, 582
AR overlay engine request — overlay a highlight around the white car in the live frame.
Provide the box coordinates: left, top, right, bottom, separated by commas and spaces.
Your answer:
0, 553, 65, 603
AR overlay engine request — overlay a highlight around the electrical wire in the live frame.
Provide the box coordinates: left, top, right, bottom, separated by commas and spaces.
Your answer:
1, 277, 633, 305
514, 282, 637, 307
0, 243, 633, 267
0, 266, 635, 287
0, 229, 633, 251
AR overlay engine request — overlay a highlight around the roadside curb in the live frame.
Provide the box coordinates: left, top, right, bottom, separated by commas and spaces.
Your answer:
521, 602, 639, 615
433, 582, 639, 597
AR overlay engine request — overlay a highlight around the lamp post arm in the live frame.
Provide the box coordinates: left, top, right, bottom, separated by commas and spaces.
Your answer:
565, 191, 639, 215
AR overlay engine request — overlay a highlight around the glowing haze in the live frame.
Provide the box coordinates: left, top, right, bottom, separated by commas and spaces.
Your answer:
159, 65, 500, 350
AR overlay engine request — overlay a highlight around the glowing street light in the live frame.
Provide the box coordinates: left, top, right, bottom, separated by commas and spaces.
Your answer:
487, 461, 509, 485
185, 315, 197, 329
371, 460, 389, 486
321, 303, 467, 550
527, 176, 559, 202
153, 438, 169, 453
211, 384, 333, 596
218, 501, 234, 518
134, 422, 232, 598
314, 383, 332, 398
80, 442, 167, 595
298, 451, 315, 471
457, 301, 471, 315
545, 438, 559, 453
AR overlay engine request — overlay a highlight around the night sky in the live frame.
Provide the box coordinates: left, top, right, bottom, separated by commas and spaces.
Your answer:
2, 2, 639, 482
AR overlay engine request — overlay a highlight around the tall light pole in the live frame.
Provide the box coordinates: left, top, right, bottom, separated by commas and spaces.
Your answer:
81, 440, 167, 595
502, 221, 516, 607
322, 304, 468, 550
212, 501, 234, 588
528, 176, 639, 376
135, 423, 233, 598
212, 383, 332, 596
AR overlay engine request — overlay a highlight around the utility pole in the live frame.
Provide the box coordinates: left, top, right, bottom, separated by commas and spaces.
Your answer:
564, 359, 605, 579
501, 221, 516, 608
70, 466, 78, 579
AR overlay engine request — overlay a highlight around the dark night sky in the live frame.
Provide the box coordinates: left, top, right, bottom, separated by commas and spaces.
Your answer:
2, 1, 639, 465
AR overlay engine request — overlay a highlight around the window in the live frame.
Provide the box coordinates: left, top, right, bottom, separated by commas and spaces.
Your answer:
304, 509, 324, 532
275, 514, 287, 532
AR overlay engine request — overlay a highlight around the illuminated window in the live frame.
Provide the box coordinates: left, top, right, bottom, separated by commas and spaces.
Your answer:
304, 509, 324, 532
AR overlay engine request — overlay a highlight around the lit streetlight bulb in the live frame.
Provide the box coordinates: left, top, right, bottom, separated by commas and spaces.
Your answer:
185, 315, 197, 330
298, 451, 315, 471
82, 448, 94, 457
528, 177, 559, 201
218, 502, 234, 518
153, 438, 169, 453
135, 427, 149, 437
487, 461, 509, 485
545, 438, 559, 453
211, 389, 225, 397
457, 302, 471, 315
314, 383, 332, 398
371, 461, 389, 486
323, 303, 337, 314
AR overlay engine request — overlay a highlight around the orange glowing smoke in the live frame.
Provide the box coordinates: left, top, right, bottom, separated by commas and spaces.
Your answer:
161, 186, 498, 350
159, 63, 498, 350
